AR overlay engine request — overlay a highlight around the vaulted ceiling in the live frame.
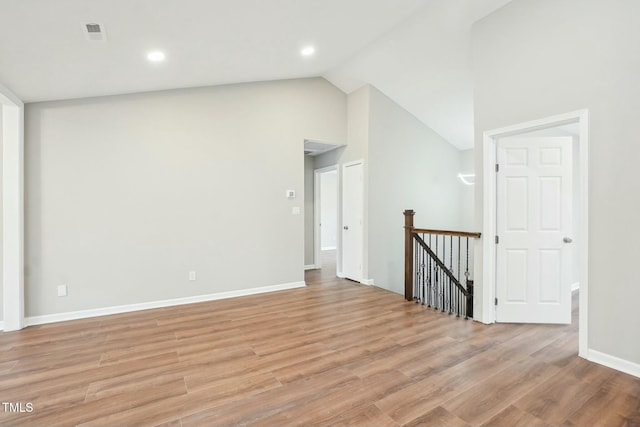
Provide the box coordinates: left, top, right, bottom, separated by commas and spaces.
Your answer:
0, 0, 512, 149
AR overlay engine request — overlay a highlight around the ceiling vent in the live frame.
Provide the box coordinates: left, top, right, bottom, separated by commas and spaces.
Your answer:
83, 23, 107, 42
304, 140, 345, 156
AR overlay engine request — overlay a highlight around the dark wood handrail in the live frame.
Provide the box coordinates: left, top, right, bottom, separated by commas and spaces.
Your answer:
404, 209, 481, 303
410, 228, 481, 239
412, 233, 469, 297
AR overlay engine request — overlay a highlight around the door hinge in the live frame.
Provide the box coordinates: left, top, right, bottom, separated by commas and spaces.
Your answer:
495, 297, 498, 306
495, 235, 499, 244
496, 163, 499, 172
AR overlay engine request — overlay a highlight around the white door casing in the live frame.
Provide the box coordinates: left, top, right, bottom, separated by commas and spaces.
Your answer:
496, 137, 573, 324
342, 161, 363, 282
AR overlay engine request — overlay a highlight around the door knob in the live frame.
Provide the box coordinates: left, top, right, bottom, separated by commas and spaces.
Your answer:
563, 237, 573, 243
343, 226, 349, 230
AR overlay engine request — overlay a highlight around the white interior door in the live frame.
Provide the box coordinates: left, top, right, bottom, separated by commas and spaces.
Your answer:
496, 137, 573, 324
342, 161, 363, 281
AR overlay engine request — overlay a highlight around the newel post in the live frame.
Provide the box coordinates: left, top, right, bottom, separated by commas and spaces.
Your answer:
404, 210, 415, 301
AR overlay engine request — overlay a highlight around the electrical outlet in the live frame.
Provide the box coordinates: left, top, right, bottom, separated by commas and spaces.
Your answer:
292, 206, 301, 215
189, 271, 197, 281
57, 285, 68, 297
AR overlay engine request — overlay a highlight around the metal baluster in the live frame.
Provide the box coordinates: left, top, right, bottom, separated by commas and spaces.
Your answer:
448, 235, 453, 314
458, 282, 461, 317
416, 236, 420, 304
432, 234, 436, 309
413, 239, 420, 304
450, 235, 453, 269
421, 238, 424, 304
427, 234, 433, 307
429, 236, 438, 308
418, 239, 422, 304
440, 236, 447, 312
420, 234, 427, 305
440, 236, 445, 312
465, 237, 470, 319
446, 235, 449, 313
438, 236, 446, 311
457, 237, 461, 317
436, 269, 440, 310
441, 235, 444, 312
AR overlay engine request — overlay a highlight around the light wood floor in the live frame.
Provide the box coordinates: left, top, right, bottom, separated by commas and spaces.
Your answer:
1, 268, 639, 426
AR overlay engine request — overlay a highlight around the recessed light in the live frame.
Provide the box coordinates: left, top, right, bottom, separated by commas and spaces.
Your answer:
301, 46, 315, 57
147, 51, 166, 62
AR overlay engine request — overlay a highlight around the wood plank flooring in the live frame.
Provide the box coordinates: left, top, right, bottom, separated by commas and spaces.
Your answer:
1, 260, 639, 426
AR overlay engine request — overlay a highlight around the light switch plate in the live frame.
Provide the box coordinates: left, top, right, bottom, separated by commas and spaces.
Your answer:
57, 285, 68, 297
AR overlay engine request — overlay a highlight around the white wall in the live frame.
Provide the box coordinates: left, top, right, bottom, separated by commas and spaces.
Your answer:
458, 148, 475, 232
473, 0, 640, 364
0, 107, 3, 322
314, 85, 469, 292
1, 84, 25, 331
320, 170, 338, 250
368, 86, 465, 294
25, 78, 346, 317
315, 85, 370, 277
304, 155, 315, 266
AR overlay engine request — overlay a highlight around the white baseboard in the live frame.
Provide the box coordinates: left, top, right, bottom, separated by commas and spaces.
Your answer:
321, 246, 337, 251
24, 281, 306, 327
571, 282, 580, 291
360, 279, 374, 286
588, 349, 640, 379
337, 271, 345, 278
304, 264, 319, 271
0, 321, 4, 331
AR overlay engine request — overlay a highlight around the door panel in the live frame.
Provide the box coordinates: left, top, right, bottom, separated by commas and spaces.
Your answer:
505, 249, 527, 302
506, 177, 528, 230
539, 177, 562, 230
539, 249, 561, 303
496, 137, 572, 324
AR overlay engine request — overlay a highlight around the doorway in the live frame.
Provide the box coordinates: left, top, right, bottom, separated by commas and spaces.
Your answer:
314, 165, 339, 276
481, 110, 589, 357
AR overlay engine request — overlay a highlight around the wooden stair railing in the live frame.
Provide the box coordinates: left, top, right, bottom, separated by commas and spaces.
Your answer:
404, 209, 481, 319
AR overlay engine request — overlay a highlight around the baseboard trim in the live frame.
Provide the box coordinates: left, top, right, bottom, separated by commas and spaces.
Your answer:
571, 282, 580, 291
0, 321, 4, 331
304, 264, 319, 271
337, 271, 345, 278
360, 279, 374, 286
24, 281, 307, 327
588, 349, 640, 379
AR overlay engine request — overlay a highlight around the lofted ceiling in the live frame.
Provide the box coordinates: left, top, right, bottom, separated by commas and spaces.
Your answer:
0, 0, 511, 149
